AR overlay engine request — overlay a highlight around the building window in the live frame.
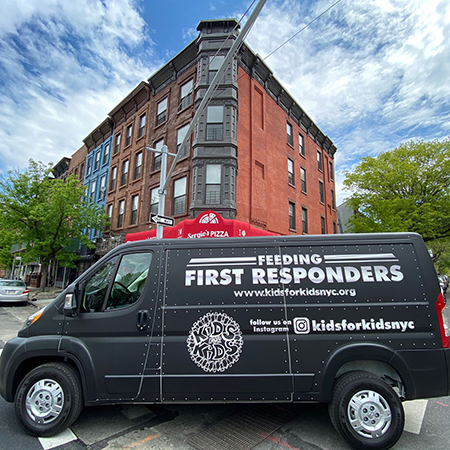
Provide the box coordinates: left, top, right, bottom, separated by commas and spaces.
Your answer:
138, 114, 146, 138
153, 139, 163, 171
150, 187, 159, 216
321, 216, 326, 234
205, 164, 221, 204
94, 152, 100, 171
177, 123, 190, 158
179, 79, 193, 110
173, 177, 187, 215
121, 160, 129, 186
299, 133, 305, 156
109, 166, 117, 191
317, 150, 323, 171
333, 221, 337, 234
89, 180, 96, 200
130, 195, 139, 225
288, 158, 294, 186
134, 152, 142, 180
126, 124, 133, 147
331, 189, 336, 210
74, 168, 78, 177
301, 167, 307, 193
287, 122, 293, 146
319, 181, 324, 203
80, 163, 84, 180
99, 175, 106, 199
114, 134, 121, 154
156, 98, 167, 126
302, 207, 308, 234
329, 160, 334, 181
209, 55, 225, 83
289, 202, 296, 230
86, 158, 92, 176
206, 106, 224, 141
103, 142, 110, 165
106, 204, 112, 230
117, 200, 125, 228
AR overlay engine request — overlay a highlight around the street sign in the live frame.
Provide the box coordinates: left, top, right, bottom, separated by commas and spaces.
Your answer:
150, 213, 174, 227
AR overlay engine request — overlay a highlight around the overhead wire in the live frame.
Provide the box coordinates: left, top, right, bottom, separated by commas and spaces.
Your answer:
151, 0, 343, 157
263, 0, 343, 61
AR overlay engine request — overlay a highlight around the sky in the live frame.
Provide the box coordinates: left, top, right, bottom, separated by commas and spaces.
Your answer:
1, 0, 449, 206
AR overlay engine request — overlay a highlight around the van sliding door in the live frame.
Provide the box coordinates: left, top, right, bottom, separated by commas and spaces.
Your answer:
161, 245, 293, 402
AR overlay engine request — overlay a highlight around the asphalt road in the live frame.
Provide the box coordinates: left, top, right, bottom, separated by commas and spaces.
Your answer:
1, 302, 450, 450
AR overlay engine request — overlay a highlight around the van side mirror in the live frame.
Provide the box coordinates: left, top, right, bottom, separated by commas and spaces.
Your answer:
63, 292, 78, 317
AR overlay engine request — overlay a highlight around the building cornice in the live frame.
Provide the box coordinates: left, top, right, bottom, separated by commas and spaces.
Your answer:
83, 117, 114, 152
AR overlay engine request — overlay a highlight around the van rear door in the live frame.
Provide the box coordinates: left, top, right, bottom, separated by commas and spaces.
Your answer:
160, 245, 293, 402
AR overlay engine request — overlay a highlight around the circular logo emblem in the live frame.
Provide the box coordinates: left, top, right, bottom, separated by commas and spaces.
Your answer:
187, 312, 243, 373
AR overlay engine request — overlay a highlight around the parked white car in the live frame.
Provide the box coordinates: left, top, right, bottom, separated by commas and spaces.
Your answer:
0, 279, 29, 304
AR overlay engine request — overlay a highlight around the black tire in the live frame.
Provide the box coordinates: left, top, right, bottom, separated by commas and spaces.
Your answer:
14, 362, 83, 437
328, 371, 404, 450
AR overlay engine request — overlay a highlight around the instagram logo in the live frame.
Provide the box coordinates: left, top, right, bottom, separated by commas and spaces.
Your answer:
293, 317, 310, 334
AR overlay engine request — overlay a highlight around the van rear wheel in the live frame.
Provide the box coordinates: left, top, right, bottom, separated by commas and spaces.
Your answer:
14, 362, 83, 437
329, 371, 404, 450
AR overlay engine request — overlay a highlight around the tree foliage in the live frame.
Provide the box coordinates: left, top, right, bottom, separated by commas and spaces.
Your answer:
427, 238, 450, 274
0, 217, 15, 271
0, 159, 106, 287
343, 138, 450, 241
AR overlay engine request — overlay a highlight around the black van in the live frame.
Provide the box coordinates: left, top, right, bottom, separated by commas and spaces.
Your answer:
1, 233, 449, 449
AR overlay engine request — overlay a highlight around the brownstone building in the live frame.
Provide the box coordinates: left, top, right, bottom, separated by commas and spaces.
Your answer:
67, 145, 87, 183
93, 18, 337, 240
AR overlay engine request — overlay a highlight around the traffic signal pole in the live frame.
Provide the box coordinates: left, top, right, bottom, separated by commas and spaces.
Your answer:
147, 0, 267, 239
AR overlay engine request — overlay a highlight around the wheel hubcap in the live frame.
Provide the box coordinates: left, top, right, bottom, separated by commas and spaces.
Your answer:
348, 389, 392, 438
25, 379, 64, 424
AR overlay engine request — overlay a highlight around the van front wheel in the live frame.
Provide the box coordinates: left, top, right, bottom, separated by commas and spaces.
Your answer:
14, 362, 83, 437
329, 371, 404, 450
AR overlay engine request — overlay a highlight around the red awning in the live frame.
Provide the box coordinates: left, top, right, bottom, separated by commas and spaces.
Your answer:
125, 211, 278, 242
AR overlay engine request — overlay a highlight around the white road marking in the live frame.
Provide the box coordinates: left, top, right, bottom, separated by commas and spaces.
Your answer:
403, 399, 428, 434
38, 428, 77, 449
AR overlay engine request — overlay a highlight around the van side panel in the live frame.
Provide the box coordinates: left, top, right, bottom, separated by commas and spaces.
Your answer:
161, 246, 293, 402
279, 238, 445, 401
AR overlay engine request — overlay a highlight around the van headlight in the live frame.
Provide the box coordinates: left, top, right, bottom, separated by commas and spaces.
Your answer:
25, 307, 47, 327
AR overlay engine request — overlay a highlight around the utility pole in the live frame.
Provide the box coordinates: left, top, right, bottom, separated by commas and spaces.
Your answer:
146, 0, 267, 239
146, 144, 176, 239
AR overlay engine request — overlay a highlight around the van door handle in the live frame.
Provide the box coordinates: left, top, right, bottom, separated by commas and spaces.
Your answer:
137, 310, 149, 331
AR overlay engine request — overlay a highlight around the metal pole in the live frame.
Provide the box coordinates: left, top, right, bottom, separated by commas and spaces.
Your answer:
157, 145, 168, 239
161, 0, 267, 194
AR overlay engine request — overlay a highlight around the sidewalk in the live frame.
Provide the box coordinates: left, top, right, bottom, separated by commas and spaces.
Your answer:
28, 286, 64, 309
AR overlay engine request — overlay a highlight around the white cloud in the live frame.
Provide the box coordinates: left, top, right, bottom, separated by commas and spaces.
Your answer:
244, 0, 450, 205
0, 0, 160, 172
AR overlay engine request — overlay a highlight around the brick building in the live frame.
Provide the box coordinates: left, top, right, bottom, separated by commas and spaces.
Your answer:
70, 18, 337, 243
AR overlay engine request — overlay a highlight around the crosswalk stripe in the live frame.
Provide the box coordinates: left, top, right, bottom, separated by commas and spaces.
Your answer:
38, 428, 77, 450
404, 399, 428, 434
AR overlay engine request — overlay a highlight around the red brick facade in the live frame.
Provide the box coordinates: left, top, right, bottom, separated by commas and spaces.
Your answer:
73, 20, 337, 240
236, 70, 337, 235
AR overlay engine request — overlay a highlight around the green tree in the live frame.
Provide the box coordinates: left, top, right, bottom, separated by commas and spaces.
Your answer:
0, 217, 14, 272
427, 238, 450, 274
343, 138, 450, 241
0, 159, 106, 289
